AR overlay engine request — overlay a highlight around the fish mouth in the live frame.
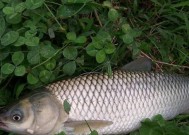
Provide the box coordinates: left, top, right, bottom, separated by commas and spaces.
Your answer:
0, 120, 7, 129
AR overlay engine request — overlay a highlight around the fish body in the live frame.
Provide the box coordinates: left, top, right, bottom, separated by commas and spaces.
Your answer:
46, 70, 189, 134
1, 57, 189, 135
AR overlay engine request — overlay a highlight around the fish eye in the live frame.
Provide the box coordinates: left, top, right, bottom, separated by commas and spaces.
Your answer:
12, 114, 21, 121
10, 109, 23, 122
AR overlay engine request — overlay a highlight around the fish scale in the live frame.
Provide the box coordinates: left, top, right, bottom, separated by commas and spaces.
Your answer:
46, 70, 189, 134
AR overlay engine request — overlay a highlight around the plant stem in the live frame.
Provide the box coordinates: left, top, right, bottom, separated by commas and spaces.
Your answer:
32, 45, 67, 70
44, 3, 66, 32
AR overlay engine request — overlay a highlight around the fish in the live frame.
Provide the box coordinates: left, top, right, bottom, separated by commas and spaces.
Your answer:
0, 57, 189, 135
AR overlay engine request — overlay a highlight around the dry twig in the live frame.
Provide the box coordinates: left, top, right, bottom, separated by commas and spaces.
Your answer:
141, 51, 189, 70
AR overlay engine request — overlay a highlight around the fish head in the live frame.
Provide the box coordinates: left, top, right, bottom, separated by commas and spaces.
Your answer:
0, 98, 35, 134
0, 92, 68, 135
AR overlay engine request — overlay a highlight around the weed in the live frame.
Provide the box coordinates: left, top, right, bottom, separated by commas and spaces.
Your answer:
0, 0, 189, 135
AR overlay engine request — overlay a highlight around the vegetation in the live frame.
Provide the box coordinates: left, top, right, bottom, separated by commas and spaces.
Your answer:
0, 0, 189, 135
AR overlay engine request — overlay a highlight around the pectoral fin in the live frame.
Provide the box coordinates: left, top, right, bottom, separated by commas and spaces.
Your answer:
64, 120, 113, 134
121, 57, 152, 71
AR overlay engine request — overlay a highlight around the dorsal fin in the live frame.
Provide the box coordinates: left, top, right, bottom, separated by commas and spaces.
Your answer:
64, 120, 112, 134
121, 57, 152, 71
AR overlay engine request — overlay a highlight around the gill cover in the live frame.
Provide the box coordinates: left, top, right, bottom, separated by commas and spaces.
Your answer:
0, 92, 68, 135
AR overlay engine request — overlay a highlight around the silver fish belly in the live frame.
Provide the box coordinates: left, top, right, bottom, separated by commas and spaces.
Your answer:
46, 70, 189, 134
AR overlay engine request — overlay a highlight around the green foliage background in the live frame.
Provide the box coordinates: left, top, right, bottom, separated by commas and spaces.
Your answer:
0, 0, 189, 135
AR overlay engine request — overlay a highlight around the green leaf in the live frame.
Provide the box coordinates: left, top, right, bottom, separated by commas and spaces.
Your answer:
152, 115, 166, 127
15, 84, 25, 99
66, 32, 76, 41
79, 18, 94, 31
130, 131, 140, 135
104, 43, 116, 54
12, 51, 24, 66
103, 1, 112, 8
76, 55, 84, 65
139, 118, 164, 135
86, 43, 98, 57
122, 34, 134, 44
89, 130, 98, 135
92, 39, 103, 49
25, 37, 39, 46
122, 23, 132, 33
25, 0, 45, 9
63, 61, 76, 76
15, 2, 26, 13
63, 100, 71, 114
27, 48, 40, 64
27, 73, 39, 84
131, 42, 140, 58
0, 1, 4, 9
8, 12, 18, 19
14, 36, 26, 46
96, 50, 106, 63
0, 16, 5, 38
57, 5, 81, 18
14, 65, 26, 76
63, 46, 78, 60
25, 30, 37, 38
0, 89, 11, 106
1, 31, 19, 46
40, 44, 56, 58
150, 0, 162, 6
75, 36, 87, 44
130, 29, 142, 38
57, 131, 66, 135
139, 120, 153, 135
45, 59, 56, 70
1, 0, 10, 3
39, 70, 52, 83
0, 90, 9, 105
108, 8, 119, 21
1, 63, 15, 75
0, 49, 9, 61
97, 31, 111, 42
6, 13, 22, 24
107, 62, 112, 77
3, 7, 14, 15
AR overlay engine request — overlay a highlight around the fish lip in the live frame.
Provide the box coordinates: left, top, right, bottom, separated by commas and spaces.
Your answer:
0, 119, 7, 129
